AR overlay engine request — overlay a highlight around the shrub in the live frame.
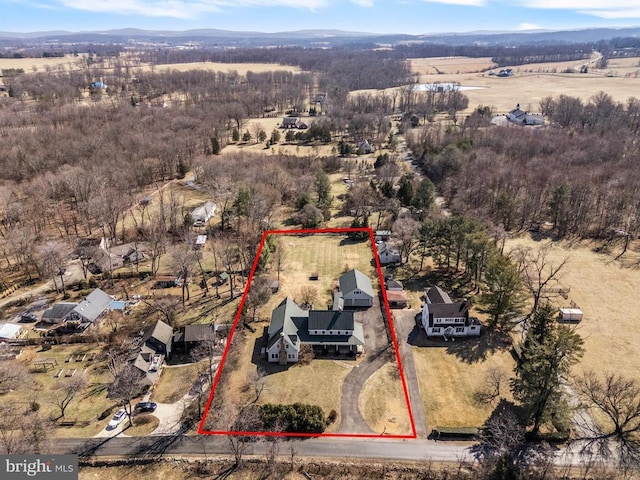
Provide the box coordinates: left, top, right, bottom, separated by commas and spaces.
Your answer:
260, 403, 325, 434
98, 406, 114, 420
326, 409, 338, 425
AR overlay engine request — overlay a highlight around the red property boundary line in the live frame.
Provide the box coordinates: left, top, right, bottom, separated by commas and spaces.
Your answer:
198, 227, 417, 439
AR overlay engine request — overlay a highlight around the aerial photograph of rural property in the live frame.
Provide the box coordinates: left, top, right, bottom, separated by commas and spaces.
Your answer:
2, 0, 640, 478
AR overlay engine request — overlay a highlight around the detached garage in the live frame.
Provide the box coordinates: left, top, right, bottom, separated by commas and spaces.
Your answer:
338, 269, 374, 308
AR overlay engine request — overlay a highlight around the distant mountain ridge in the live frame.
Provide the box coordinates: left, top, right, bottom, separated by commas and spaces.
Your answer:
0, 26, 639, 46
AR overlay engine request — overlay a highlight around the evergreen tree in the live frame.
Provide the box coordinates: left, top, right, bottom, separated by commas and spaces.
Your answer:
314, 171, 332, 207
479, 254, 526, 331
397, 175, 414, 206
511, 304, 584, 436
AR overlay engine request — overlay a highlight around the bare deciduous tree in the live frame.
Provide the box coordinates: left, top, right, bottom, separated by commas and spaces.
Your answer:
51, 375, 86, 420
298, 286, 318, 309
511, 243, 569, 319
0, 361, 29, 395
574, 371, 640, 468
108, 364, 145, 428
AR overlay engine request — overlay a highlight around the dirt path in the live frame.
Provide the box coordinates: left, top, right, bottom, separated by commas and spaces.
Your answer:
0, 259, 84, 312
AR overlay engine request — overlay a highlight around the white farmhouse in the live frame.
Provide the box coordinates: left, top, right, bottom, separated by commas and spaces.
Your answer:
421, 286, 480, 338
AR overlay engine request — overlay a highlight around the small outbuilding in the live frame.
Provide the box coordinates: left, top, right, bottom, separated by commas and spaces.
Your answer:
0, 323, 22, 339
558, 308, 583, 323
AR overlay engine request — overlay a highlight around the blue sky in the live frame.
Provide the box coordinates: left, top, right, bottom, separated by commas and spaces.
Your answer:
1, 1, 639, 34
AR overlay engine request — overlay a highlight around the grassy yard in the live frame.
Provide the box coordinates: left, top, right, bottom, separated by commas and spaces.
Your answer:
9, 345, 120, 437
261, 233, 377, 313
358, 362, 412, 435
151, 363, 201, 404
204, 232, 379, 432
126, 414, 160, 436
412, 333, 516, 429
260, 358, 360, 433
505, 235, 640, 381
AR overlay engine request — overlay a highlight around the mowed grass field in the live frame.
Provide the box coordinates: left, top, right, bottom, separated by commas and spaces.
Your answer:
261, 233, 378, 311
412, 334, 516, 428
505, 235, 640, 380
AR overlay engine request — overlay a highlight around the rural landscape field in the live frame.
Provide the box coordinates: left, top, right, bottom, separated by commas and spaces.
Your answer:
1, 15, 640, 480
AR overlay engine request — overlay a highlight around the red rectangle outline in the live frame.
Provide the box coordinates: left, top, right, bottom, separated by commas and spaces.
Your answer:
197, 227, 417, 439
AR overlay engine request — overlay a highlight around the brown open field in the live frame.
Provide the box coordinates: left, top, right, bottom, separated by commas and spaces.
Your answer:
409, 57, 496, 75
221, 116, 337, 158
505, 235, 640, 380
358, 362, 411, 435
139, 62, 302, 75
400, 55, 640, 113
0, 54, 86, 73
413, 333, 516, 429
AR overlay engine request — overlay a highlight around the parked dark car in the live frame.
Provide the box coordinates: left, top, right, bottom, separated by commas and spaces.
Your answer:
20, 313, 38, 323
134, 402, 157, 413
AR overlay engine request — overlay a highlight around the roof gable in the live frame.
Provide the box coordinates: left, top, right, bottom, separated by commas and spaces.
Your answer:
71, 289, 113, 322
339, 269, 373, 298
142, 319, 174, 347
267, 297, 306, 348
425, 286, 452, 304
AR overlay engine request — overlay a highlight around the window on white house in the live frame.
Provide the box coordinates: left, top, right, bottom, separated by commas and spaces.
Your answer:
455, 327, 464, 333
432, 327, 441, 333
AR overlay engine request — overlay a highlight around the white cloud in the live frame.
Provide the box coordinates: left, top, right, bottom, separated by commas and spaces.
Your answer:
56, 0, 331, 18
422, 0, 485, 5
517, 22, 541, 30
512, 0, 640, 19
351, 0, 374, 6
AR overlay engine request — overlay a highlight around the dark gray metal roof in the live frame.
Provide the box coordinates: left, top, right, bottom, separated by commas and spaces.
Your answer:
142, 319, 174, 347
339, 269, 373, 298
308, 310, 355, 332
427, 302, 469, 318
42, 302, 78, 322
183, 324, 215, 343
425, 286, 452, 304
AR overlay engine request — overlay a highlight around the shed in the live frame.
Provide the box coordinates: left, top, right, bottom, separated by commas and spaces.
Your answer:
386, 290, 409, 309
195, 235, 207, 248
558, 308, 583, 322
270, 280, 279, 293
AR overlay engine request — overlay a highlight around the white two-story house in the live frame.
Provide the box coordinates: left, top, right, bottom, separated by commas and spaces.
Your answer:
421, 286, 481, 338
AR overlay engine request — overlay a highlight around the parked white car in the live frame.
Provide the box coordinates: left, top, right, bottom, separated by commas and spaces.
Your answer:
107, 409, 126, 430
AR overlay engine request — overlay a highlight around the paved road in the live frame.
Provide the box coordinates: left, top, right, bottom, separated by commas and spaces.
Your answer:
55, 434, 603, 467
391, 308, 428, 438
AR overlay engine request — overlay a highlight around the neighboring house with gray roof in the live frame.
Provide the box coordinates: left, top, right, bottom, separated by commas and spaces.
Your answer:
421, 286, 480, 338
376, 242, 401, 266
338, 269, 374, 308
66, 288, 113, 327
41, 302, 78, 324
191, 202, 216, 226
132, 319, 174, 386
266, 298, 365, 365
